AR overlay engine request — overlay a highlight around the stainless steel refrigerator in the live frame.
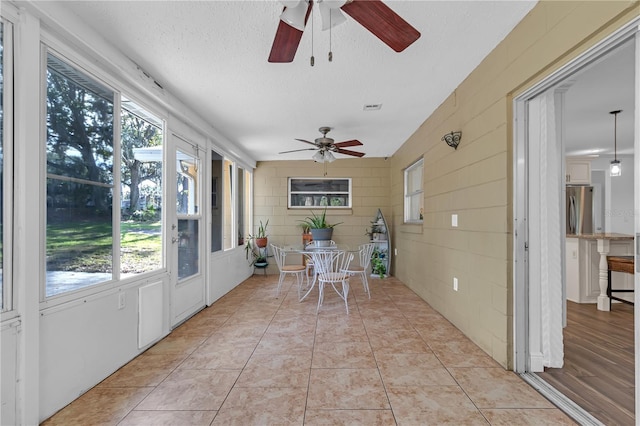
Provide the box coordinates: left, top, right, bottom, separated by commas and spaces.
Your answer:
566, 185, 593, 235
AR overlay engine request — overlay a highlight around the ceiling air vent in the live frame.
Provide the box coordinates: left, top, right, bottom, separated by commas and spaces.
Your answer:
363, 104, 382, 111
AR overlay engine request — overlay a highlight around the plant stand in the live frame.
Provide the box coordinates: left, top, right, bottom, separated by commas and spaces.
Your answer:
254, 262, 269, 276
369, 208, 391, 277
253, 245, 270, 276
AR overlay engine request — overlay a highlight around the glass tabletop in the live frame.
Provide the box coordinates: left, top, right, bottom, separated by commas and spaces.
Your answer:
285, 244, 355, 253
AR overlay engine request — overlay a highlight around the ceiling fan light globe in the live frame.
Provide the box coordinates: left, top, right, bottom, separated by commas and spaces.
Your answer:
325, 151, 336, 163
324, 0, 347, 9
279, 0, 301, 8
313, 151, 325, 162
280, 1, 309, 31
319, 3, 347, 31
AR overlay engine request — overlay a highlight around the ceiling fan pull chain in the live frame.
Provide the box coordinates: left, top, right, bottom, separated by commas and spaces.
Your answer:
310, 3, 315, 66
328, 11, 333, 62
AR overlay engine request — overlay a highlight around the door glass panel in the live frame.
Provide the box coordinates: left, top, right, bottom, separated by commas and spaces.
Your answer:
176, 151, 198, 215
176, 149, 199, 280
177, 219, 198, 280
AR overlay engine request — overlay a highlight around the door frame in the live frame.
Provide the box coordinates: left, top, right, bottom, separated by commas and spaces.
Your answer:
513, 17, 640, 423
168, 133, 206, 327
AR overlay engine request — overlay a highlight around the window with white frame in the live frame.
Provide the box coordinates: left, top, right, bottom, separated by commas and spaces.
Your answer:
120, 98, 164, 276
45, 52, 166, 298
237, 167, 250, 246
0, 19, 12, 311
404, 158, 424, 223
211, 150, 223, 252
46, 52, 116, 297
211, 151, 248, 252
223, 158, 233, 250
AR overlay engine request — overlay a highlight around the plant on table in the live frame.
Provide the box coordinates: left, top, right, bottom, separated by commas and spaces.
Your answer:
298, 208, 342, 229
298, 208, 342, 242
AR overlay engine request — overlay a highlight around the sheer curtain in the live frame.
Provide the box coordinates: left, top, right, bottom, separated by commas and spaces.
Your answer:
527, 89, 564, 369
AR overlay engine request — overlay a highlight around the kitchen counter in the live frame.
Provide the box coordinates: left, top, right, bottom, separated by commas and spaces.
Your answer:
567, 233, 634, 241
566, 233, 634, 310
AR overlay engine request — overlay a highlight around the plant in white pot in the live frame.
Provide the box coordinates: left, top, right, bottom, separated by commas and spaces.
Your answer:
299, 208, 342, 246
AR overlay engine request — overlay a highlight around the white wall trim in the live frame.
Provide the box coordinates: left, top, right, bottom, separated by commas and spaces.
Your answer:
13, 8, 42, 425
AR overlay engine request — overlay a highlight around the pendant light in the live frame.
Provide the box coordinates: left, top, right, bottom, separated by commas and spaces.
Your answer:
609, 109, 622, 177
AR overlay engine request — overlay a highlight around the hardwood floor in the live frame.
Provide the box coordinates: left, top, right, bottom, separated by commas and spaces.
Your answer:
537, 301, 635, 425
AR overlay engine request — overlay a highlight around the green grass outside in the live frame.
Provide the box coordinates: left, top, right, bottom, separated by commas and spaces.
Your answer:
47, 220, 162, 273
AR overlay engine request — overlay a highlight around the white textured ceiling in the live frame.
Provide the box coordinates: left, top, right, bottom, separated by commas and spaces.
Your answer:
564, 39, 635, 157
54, 0, 538, 161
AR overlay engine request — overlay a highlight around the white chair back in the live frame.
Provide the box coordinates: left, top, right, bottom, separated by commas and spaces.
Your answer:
311, 250, 353, 282
358, 243, 376, 269
309, 250, 354, 314
271, 244, 286, 270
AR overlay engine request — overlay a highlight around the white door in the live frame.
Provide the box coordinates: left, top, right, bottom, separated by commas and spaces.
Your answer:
170, 135, 205, 326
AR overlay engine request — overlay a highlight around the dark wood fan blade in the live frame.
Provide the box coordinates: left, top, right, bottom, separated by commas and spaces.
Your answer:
336, 148, 365, 157
279, 148, 318, 154
295, 138, 319, 147
341, 0, 420, 52
334, 139, 363, 148
268, 2, 313, 63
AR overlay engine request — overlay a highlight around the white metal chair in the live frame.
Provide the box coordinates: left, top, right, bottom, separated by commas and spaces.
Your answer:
271, 244, 307, 299
310, 250, 354, 314
342, 243, 375, 299
303, 240, 336, 283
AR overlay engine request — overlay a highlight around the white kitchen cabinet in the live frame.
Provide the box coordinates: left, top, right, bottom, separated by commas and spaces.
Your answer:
565, 158, 591, 184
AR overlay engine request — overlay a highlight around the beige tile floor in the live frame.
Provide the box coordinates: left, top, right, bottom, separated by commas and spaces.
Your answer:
42, 274, 577, 425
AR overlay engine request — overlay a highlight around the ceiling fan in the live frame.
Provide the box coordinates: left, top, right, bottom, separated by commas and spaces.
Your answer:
278, 126, 365, 162
268, 0, 421, 63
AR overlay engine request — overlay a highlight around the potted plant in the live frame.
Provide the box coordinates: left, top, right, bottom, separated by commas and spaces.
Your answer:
253, 252, 268, 267
371, 247, 387, 278
254, 219, 269, 248
245, 243, 268, 267
299, 208, 342, 244
245, 237, 268, 266
299, 223, 313, 248
245, 219, 269, 266
365, 220, 386, 241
